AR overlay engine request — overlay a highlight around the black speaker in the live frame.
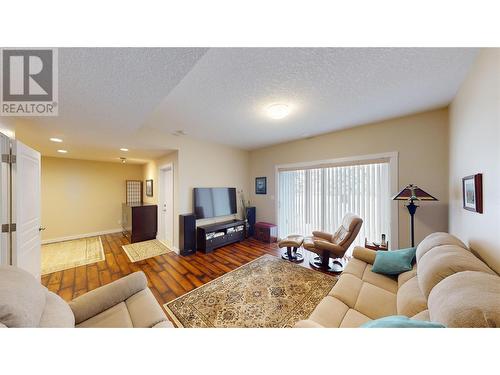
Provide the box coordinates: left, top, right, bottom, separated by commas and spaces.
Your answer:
246, 206, 256, 237
179, 214, 196, 256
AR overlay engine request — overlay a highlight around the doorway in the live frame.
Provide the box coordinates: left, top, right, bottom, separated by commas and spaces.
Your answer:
158, 164, 174, 249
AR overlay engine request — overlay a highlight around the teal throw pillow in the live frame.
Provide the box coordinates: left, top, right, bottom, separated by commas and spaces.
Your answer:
371, 247, 416, 275
361, 315, 445, 328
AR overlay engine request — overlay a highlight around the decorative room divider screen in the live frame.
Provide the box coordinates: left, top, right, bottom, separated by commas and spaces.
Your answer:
277, 159, 390, 254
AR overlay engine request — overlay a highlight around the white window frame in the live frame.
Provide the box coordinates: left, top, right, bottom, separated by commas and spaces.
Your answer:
274, 152, 399, 249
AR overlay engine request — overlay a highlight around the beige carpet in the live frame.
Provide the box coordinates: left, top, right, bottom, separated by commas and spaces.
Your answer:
121, 239, 173, 262
41, 236, 105, 275
164, 254, 337, 328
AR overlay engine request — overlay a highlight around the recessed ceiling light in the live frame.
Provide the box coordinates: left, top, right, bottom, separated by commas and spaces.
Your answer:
266, 103, 291, 119
120, 157, 126, 163
50, 137, 63, 143
57, 149, 67, 154
120, 148, 129, 152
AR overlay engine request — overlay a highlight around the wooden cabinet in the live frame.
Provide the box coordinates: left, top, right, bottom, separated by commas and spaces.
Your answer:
122, 203, 158, 243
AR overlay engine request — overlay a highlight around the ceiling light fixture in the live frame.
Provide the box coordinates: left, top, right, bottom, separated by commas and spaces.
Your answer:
50, 137, 63, 143
57, 149, 67, 154
266, 103, 291, 120
120, 148, 129, 152
120, 157, 126, 164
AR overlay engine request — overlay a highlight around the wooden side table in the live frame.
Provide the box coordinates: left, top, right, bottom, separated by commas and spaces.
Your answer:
364, 238, 389, 251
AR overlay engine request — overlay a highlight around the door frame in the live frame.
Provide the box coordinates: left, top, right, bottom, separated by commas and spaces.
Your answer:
157, 162, 175, 250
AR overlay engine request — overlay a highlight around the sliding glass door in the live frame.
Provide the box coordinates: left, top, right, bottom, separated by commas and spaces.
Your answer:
278, 161, 390, 253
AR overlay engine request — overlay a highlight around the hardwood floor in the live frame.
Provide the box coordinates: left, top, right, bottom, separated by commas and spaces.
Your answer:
41, 232, 328, 312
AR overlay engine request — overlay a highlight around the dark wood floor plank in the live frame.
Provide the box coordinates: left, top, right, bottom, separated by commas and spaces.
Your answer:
61, 268, 75, 289
43, 232, 328, 319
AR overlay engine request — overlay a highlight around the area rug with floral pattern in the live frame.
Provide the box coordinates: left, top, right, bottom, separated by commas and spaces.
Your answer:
164, 254, 337, 327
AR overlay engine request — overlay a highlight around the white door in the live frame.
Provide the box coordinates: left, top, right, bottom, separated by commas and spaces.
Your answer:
159, 166, 174, 248
12, 141, 41, 280
0, 133, 10, 266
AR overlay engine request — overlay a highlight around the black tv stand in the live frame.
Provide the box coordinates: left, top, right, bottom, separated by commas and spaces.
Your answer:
196, 219, 246, 253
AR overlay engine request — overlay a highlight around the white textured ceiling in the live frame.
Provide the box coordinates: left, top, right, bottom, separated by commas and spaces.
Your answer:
13, 47, 479, 161
148, 48, 479, 149
14, 47, 208, 162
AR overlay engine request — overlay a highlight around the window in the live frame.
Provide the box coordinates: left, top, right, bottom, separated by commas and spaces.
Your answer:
277, 159, 391, 253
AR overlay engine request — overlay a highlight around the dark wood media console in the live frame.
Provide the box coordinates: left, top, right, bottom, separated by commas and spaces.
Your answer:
196, 219, 246, 253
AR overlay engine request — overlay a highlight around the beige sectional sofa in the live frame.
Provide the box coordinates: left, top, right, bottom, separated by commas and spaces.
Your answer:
295, 232, 500, 328
0, 267, 173, 328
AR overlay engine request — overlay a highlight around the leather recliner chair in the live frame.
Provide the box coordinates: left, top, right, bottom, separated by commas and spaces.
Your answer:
303, 213, 363, 272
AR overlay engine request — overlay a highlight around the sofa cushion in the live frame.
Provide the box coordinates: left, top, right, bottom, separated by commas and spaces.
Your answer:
342, 258, 398, 294
328, 273, 364, 308
428, 271, 500, 328
397, 276, 427, 317
0, 266, 46, 327
416, 232, 467, 263
308, 296, 350, 327
125, 288, 168, 328
294, 320, 325, 328
39, 289, 75, 328
343, 257, 368, 279
76, 302, 133, 328
398, 267, 417, 288
417, 244, 496, 298
353, 282, 397, 320
412, 310, 430, 321
362, 265, 398, 293
339, 309, 371, 328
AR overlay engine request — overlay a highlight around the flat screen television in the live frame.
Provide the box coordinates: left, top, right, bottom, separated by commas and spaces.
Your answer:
194, 187, 237, 219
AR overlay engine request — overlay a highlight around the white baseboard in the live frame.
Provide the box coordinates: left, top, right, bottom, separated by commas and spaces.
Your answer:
155, 236, 180, 254
42, 228, 123, 245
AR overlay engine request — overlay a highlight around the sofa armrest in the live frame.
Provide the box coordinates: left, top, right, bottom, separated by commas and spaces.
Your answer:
314, 240, 344, 257
352, 246, 377, 264
153, 320, 175, 328
294, 319, 325, 328
312, 231, 333, 241
69, 271, 148, 324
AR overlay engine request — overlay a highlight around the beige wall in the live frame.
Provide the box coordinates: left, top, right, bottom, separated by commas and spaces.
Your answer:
177, 137, 251, 224
449, 49, 500, 274
142, 140, 251, 250
249, 108, 450, 248
41, 157, 143, 241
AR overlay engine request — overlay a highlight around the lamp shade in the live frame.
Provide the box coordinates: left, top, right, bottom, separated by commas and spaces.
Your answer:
393, 184, 438, 201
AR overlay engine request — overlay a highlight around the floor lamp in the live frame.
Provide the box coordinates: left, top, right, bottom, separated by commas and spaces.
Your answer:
393, 184, 438, 247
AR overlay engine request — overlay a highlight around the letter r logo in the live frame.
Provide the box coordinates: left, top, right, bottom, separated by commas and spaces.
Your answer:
2, 49, 53, 102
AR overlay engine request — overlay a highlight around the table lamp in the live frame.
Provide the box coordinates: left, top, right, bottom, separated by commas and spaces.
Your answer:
393, 184, 438, 247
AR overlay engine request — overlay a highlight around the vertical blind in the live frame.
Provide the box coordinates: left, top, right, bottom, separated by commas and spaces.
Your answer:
278, 161, 390, 253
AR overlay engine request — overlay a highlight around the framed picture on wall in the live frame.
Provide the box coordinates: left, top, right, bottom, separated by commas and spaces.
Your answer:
255, 177, 267, 194
462, 173, 483, 213
145, 179, 153, 197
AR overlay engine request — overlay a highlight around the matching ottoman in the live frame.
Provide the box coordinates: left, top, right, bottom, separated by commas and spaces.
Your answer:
278, 235, 304, 263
